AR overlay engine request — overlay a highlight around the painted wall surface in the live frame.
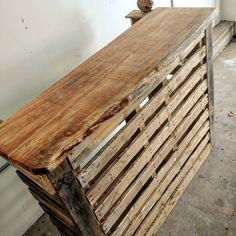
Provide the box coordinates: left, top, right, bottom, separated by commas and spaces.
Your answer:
221, 0, 236, 22
0, 1, 220, 236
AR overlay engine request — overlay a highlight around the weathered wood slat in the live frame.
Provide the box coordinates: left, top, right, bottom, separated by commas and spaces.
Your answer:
15, 164, 55, 195
40, 203, 79, 236
111, 114, 209, 236
206, 23, 215, 146
16, 170, 63, 209
122, 123, 210, 235
77, 46, 206, 189
30, 190, 76, 229
146, 143, 211, 236
213, 21, 235, 59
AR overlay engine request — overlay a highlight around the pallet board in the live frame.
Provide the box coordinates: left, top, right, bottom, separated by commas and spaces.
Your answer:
0, 8, 215, 236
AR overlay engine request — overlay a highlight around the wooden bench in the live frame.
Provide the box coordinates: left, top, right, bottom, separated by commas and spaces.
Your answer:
0, 8, 215, 236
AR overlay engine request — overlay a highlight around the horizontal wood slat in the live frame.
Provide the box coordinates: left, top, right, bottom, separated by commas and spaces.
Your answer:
30, 190, 76, 229
0, 8, 214, 236
87, 76, 207, 207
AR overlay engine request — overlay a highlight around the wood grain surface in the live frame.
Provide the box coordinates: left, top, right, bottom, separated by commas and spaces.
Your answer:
0, 8, 215, 173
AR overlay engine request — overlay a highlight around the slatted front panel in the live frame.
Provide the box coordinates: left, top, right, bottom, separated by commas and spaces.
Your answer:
71, 35, 212, 236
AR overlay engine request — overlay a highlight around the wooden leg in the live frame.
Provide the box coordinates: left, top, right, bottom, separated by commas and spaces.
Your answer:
205, 23, 214, 145
47, 159, 105, 236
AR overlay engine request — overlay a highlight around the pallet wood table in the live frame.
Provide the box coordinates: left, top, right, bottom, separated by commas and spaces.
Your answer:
0, 8, 215, 236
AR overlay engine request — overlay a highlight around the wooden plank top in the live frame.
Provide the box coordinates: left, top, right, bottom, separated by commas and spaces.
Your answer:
0, 8, 215, 174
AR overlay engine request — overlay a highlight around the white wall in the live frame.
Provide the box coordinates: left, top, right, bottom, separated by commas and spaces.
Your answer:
221, 0, 236, 22
0, 1, 220, 235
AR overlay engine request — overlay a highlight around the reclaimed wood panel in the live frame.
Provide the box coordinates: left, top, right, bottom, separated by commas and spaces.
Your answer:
101, 102, 209, 232
116, 125, 209, 235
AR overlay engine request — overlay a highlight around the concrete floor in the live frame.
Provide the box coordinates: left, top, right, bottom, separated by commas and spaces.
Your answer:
24, 42, 236, 236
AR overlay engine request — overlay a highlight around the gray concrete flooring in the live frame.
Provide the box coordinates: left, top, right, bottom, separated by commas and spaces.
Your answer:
24, 42, 236, 236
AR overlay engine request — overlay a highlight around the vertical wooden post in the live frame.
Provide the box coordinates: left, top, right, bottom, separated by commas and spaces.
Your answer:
205, 23, 214, 145
47, 159, 104, 236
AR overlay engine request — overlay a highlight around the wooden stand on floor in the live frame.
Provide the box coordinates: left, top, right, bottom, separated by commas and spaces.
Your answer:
0, 8, 215, 236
